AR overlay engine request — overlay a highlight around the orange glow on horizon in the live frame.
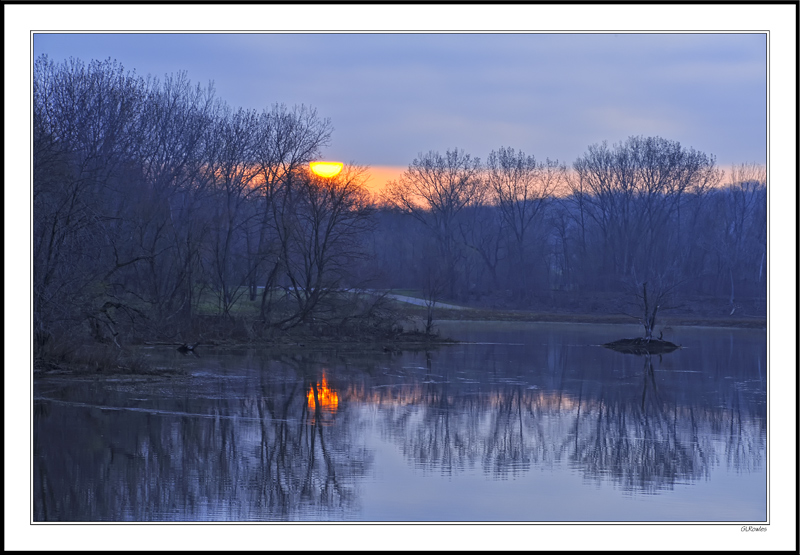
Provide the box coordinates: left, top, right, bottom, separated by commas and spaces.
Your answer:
363, 165, 406, 195
310, 161, 344, 178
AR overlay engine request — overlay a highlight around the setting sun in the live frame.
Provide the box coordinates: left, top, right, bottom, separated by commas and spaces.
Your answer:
310, 161, 343, 178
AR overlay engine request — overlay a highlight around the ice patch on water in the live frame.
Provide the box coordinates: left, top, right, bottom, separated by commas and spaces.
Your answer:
34, 396, 297, 422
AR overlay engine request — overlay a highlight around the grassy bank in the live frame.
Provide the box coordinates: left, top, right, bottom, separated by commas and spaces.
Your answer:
33, 316, 457, 379
397, 304, 766, 329
384, 288, 766, 329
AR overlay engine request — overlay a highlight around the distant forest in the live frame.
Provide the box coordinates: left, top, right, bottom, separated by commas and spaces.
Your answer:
33, 56, 766, 349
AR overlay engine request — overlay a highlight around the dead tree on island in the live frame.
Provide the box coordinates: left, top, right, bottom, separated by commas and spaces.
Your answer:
630, 280, 682, 342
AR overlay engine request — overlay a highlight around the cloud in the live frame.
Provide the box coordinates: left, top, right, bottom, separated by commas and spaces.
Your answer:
584, 106, 686, 139
33, 32, 766, 167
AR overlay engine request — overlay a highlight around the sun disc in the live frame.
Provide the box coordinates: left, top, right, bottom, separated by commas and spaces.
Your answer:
310, 161, 343, 178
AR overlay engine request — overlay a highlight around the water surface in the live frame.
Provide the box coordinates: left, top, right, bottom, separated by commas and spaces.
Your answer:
33, 322, 767, 521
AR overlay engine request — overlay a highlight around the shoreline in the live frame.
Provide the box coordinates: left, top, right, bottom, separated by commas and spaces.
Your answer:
33, 308, 765, 379
423, 306, 767, 329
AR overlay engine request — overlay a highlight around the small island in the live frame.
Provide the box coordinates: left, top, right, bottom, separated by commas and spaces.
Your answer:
602, 282, 682, 356
602, 337, 680, 356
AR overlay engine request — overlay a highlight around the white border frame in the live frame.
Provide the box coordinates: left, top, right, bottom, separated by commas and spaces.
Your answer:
6, 3, 796, 551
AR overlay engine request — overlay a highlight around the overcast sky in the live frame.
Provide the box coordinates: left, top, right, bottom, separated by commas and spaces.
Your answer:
33, 32, 766, 176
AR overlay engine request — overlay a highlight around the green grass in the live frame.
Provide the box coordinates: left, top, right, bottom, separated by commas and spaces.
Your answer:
394, 303, 765, 328
193, 287, 273, 316
186, 286, 767, 329
388, 289, 425, 299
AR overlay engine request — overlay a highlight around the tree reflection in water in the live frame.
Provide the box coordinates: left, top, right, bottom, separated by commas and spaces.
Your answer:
34, 354, 372, 521
359, 347, 765, 495
570, 354, 711, 494
33, 330, 766, 521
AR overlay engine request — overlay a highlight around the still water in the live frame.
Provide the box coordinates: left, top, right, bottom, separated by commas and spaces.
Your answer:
33, 322, 767, 522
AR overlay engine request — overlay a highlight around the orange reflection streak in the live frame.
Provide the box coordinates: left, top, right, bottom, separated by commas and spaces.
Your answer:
308, 373, 339, 415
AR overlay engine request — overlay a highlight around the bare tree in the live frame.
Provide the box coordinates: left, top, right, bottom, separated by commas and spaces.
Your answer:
33, 56, 149, 344
382, 148, 485, 298
571, 136, 722, 285
457, 203, 505, 294
699, 163, 767, 310
126, 69, 218, 329
418, 241, 448, 336
628, 280, 681, 342
252, 104, 333, 320
275, 165, 375, 329
486, 147, 565, 299
203, 105, 262, 317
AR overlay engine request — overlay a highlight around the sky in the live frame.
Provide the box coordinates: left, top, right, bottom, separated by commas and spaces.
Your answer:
32, 32, 767, 191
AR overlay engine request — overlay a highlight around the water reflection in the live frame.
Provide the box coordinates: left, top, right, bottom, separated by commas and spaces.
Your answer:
33, 324, 766, 521
349, 353, 764, 496
307, 371, 340, 425
34, 359, 371, 521
571, 354, 717, 493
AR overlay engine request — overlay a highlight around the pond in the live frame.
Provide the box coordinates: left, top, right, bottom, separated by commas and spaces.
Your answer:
33, 322, 767, 522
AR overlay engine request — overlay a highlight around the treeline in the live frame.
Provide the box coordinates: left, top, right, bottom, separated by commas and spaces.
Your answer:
374, 144, 766, 315
33, 56, 766, 351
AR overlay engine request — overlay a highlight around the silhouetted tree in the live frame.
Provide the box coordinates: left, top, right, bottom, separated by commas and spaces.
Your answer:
571, 136, 722, 286
382, 148, 485, 298
486, 147, 566, 299
291, 166, 374, 327
252, 103, 333, 316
